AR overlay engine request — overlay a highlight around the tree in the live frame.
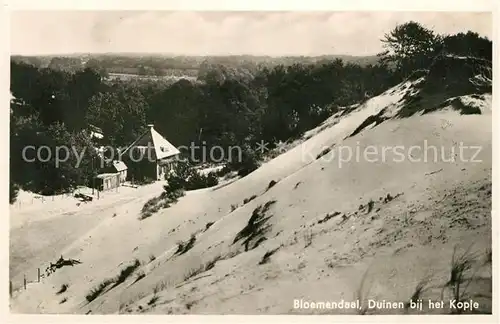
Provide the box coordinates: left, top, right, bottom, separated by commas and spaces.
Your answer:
66, 68, 104, 130
379, 21, 442, 77
30, 122, 99, 194
11, 61, 70, 126
48, 57, 82, 73
10, 61, 40, 104
10, 99, 98, 195
442, 31, 492, 60
137, 65, 147, 75
85, 58, 109, 78
86, 85, 148, 147
10, 101, 44, 192
148, 79, 202, 148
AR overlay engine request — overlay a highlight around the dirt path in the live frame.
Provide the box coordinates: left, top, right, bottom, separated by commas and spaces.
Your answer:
9, 182, 166, 291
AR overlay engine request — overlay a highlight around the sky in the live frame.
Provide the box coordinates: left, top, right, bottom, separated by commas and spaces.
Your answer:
10, 11, 492, 56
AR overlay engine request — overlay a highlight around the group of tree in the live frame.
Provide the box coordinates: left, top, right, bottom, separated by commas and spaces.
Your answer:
9, 21, 492, 202
10, 65, 104, 197
379, 21, 492, 79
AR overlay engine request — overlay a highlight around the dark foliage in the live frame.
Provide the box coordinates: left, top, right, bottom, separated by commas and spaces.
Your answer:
56, 283, 69, 295
10, 22, 488, 196
233, 200, 276, 251
112, 259, 141, 288
139, 188, 185, 220
174, 234, 197, 256
10, 181, 19, 204
259, 247, 281, 265
85, 279, 114, 303
164, 162, 219, 193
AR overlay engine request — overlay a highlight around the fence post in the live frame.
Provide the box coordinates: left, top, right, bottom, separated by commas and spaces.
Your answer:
38, 268, 40, 282
9, 281, 12, 297
24, 274, 26, 290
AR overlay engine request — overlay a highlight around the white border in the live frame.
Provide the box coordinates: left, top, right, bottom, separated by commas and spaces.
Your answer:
2, 0, 497, 11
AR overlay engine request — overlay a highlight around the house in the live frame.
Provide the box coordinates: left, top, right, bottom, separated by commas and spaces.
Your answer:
94, 173, 120, 191
91, 161, 127, 193
86, 124, 104, 140
112, 160, 128, 183
86, 124, 107, 165
119, 124, 181, 181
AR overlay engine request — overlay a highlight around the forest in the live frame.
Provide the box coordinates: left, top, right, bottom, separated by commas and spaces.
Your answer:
10, 22, 492, 200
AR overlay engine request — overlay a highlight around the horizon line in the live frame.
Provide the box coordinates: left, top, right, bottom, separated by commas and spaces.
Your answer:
10, 52, 380, 58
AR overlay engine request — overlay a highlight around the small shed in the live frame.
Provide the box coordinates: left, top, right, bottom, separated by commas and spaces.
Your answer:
112, 160, 128, 183
95, 173, 120, 191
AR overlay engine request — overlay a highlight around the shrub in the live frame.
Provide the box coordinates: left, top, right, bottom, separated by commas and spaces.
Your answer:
164, 174, 185, 192
10, 181, 19, 204
316, 147, 332, 159
404, 275, 432, 312
227, 144, 261, 177
204, 222, 214, 231
441, 244, 478, 310
56, 284, 69, 295
243, 195, 257, 204
85, 278, 114, 303
184, 171, 218, 190
135, 177, 155, 186
56, 283, 69, 295
160, 188, 185, 202
183, 255, 222, 281
174, 234, 197, 256
112, 259, 141, 287
266, 180, 277, 191
215, 165, 232, 177
366, 200, 375, 213
259, 247, 280, 265
133, 271, 146, 284
164, 162, 219, 193
148, 294, 159, 306
233, 200, 276, 251
139, 186, 185, 220
139, 196, 163, 220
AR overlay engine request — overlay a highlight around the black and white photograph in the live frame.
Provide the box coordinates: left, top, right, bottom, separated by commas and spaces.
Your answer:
7, 5, 495, 318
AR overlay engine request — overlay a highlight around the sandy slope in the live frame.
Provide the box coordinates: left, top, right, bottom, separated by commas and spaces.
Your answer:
9, 80, 492, 315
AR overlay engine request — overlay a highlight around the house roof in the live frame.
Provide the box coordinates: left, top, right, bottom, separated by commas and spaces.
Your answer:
88, 124, 104, 139
112, 160, 128, 172
119, 125, 181, 162
88, 124, 103, 132
96, 173, 119, 179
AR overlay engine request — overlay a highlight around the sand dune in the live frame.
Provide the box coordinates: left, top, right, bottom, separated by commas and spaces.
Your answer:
10, 71, 492, 314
